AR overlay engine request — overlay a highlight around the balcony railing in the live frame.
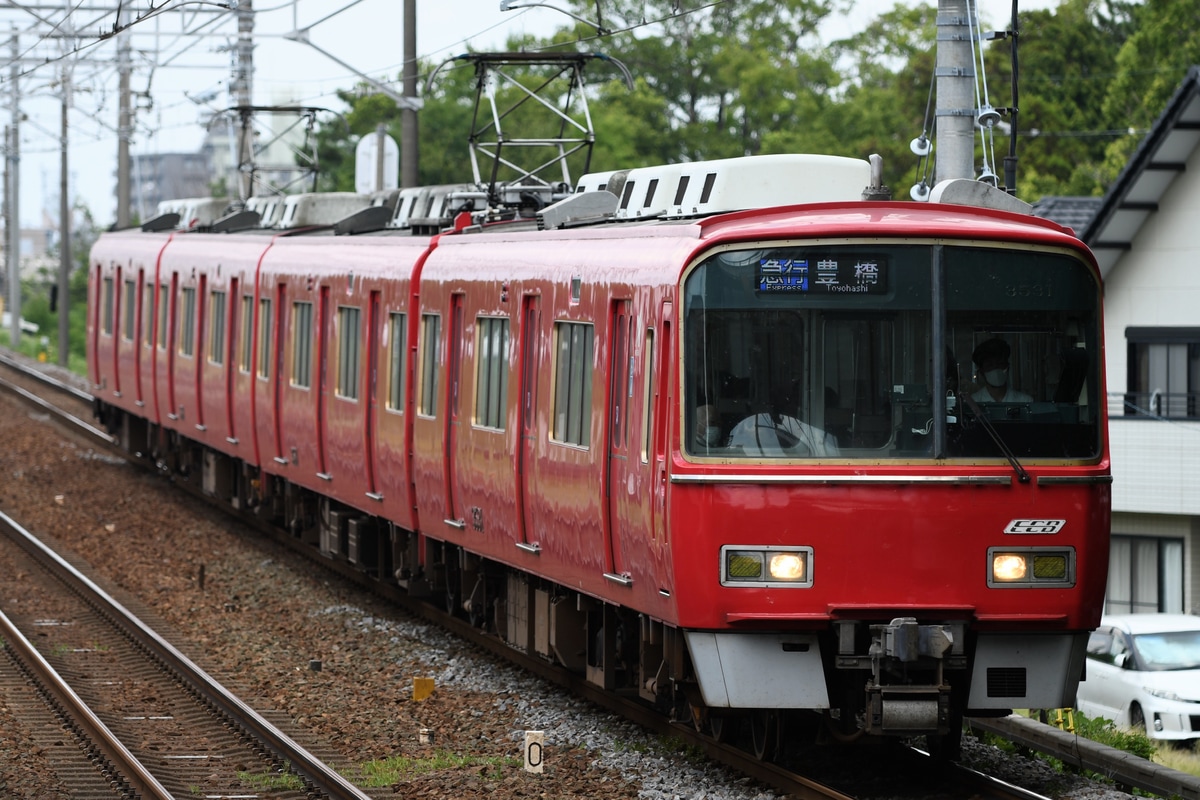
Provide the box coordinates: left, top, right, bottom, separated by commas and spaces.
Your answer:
1108, 391, 1200, 419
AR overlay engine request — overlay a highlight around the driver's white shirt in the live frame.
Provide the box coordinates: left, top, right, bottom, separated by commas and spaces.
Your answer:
728, 414, 841, 457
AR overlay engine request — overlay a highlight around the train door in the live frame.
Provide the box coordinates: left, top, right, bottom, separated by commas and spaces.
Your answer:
112, 265, 123, 398
133, 269, 145, 406
365, 290, 382, 499
226, 277, 239, 443
515, 295, 540, 550
316, 285, 331, 479
271, 283, 287, 464
604, 299, 634, 584
194, 274, 208, 432
444, 294, 465, 527
166, 273, 179, 421
652, 303, 673, 547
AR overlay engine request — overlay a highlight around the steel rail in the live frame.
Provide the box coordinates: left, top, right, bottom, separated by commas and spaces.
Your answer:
0, 507, 374, 800
0, 606, 175, 800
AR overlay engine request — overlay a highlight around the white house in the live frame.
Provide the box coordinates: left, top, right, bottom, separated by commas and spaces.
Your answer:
1043, 66, 1200, 615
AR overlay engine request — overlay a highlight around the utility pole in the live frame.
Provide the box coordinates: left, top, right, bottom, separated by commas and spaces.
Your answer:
401, 0, 418, 188
935, 0, 975, 183
8, 29, 21, 348
116, 13, 131, 228
59, 62, 71, 367
233, 0, 254, 203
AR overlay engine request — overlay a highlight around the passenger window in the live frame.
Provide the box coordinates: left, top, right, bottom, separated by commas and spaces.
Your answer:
387, 312, 406, 412
291, 301, 313, 388
336, 305, 361, 400
418, 314, 440, 417
552, 321, 593, 446
1086, 630, 1113, 662
475, 316, 510, 429
179, 287, 197, 357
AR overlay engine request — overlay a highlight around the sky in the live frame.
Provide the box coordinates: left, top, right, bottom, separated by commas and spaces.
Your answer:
7, 0, 1065, 229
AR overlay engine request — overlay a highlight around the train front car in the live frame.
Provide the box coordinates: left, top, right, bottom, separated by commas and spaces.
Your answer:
670, 203, 1109, 757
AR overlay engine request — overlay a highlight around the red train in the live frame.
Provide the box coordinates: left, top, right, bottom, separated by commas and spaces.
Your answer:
88, 152, 1111, 759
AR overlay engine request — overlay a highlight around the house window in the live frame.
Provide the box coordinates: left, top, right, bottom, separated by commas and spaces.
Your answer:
179, 287, 196, 357
292, 301, 313, 388
1126, 327, 1200, 418
553, 321, 594, 446
475, 316, 510, 429
209, 290, 227, 365
1106, 534, 1184, 614
418, 314, 440, 416
337, 305, 362, 400
257, 298, 272, 378
387, 312, 407, 412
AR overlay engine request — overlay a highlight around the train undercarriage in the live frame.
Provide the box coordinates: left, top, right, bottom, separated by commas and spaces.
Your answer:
101, 404, 1013, 762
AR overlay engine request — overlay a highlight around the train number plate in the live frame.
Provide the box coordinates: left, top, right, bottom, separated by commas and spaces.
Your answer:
1004, 519, 1066, 534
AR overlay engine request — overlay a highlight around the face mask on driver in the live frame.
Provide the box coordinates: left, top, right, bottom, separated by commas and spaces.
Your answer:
984, 368, 1008, 388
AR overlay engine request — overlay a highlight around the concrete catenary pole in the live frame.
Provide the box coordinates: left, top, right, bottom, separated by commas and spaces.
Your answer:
116, 16, 131, 228
234, 0, 255, 203
934, 0, 977, 183
9, 29, 21, 347
59, 64, 71, 367
401, 0, 418, 188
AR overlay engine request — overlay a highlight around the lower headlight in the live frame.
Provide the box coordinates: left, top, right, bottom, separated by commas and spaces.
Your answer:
721, 546, 813, 588
987, 547, 1075, 588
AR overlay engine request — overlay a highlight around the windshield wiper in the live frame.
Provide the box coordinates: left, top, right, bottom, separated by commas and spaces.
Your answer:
959, 392, 1031, 484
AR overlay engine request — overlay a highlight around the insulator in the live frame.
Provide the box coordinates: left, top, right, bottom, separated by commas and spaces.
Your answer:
909, 136, 932, 157
977, 168, 998, 186
977, 104, 1002, 128
910, 182, 930, 202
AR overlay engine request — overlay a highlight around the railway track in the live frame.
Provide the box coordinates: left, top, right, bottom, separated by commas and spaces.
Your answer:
0, 500, 372, 798
0, 349, 1153, 800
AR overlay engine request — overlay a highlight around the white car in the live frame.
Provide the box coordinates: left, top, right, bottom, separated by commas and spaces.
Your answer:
1075, 614, 1200, 743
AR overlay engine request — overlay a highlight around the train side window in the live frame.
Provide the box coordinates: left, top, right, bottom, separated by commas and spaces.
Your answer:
387, 312, 406, 412
257, 298, 272, 378
143, 284, 154, 349
291, 300, 313, 388
179, 286, 196, 357
239, 294, 253, 373
122, 279, 136, 341
641, 328, 654, 463
552, 321, 594, 446
102, 276, 114, 335
209, 290, 227, 366
418, 313, 441, 416
336, 305, 362, 400
158, 285, 169, 349
475, 316, 510, 430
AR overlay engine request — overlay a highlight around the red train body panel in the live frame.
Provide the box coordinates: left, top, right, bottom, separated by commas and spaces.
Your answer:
87, 155, 1111, 752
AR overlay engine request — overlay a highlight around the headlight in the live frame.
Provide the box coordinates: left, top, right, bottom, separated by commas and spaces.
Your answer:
987, 547, 1075, 588
1146, 687, 1182, 702
721, 546, 813, 588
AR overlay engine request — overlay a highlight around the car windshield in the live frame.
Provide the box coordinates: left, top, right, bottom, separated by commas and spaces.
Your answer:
1132, 630, 1200, 670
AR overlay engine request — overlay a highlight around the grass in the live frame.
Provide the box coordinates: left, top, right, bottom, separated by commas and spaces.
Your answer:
237, 769, 305, 791
358, 750, 522, 788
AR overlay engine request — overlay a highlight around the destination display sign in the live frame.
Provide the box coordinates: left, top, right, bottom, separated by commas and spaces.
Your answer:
756, 255, 887, 295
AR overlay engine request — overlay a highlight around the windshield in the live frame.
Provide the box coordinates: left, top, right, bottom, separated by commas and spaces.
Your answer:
1132, 630, 1200, 671
683, 243, 1101, 460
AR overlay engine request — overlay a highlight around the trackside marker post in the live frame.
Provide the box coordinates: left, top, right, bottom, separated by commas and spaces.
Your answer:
413, 676, 434, 701
524, 731, 544, 773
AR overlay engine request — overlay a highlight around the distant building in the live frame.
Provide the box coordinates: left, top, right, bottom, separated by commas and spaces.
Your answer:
124, 152, 215, 222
